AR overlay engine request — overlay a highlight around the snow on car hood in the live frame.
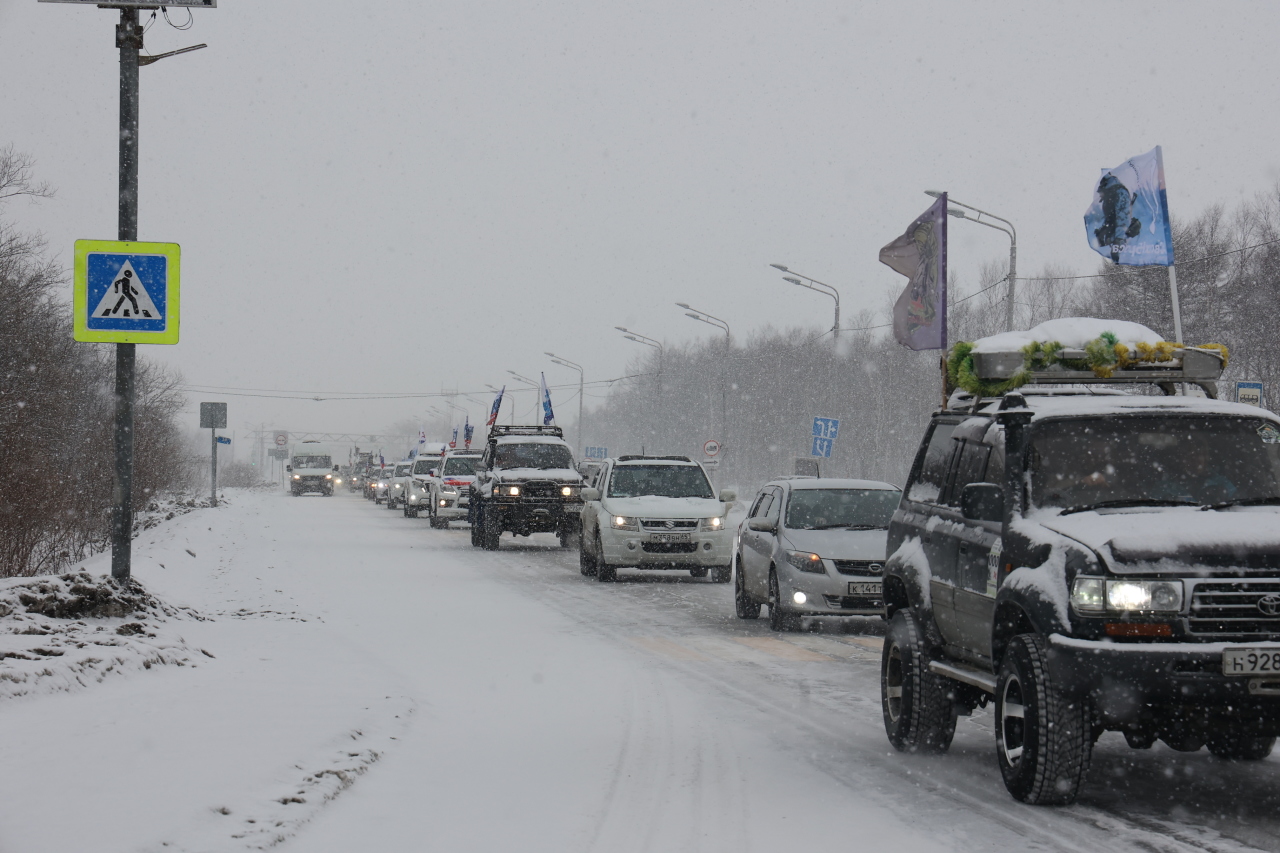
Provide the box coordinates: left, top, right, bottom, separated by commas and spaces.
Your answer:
494, 468, 583, 483
602, 495, 725, 518
779, 528, 889, 560
1032, 506, 1280, 572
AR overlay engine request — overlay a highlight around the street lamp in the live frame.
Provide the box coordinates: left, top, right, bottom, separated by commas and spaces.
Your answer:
675, 302, 731, 343
675, 303, 731, 480
770, 264, 841, 339
545, 351, 584, 455
926, 190, 1018, 332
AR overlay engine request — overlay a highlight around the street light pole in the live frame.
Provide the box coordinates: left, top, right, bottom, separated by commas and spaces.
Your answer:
926, 190, 1018, 332
676, 303, 732, 481
769, 264, 841, 339
507, 370, 539, 425
546, 352, 584, 457
615, 326, 663, 397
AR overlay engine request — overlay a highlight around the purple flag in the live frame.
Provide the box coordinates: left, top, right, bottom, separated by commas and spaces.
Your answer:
880, 195, 948, 351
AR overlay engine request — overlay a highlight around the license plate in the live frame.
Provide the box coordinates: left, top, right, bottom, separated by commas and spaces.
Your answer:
848, 581, 882, 596
563, 504, 581, 513
652, 533, 691, 543
1223, 647, 1280, 675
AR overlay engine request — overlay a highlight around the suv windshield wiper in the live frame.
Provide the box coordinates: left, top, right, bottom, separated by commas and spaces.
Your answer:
1203, 496, 1280, 511
845, 524, 889, 530
1059, 498, 1199, 516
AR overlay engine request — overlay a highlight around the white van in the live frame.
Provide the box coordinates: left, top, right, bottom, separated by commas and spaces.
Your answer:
288, 441, 340, 496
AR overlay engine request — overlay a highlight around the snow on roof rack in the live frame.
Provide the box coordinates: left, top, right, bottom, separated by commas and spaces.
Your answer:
616, 455, 693, 463
487, 424, 565, 438
970, 346, 1225, 399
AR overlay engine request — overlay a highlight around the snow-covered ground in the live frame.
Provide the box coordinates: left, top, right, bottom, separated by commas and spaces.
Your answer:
1, 489, 1277, 852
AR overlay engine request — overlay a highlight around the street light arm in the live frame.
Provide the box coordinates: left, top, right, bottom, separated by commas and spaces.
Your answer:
954, 213, 1014, 243
933, 194, 1016, 240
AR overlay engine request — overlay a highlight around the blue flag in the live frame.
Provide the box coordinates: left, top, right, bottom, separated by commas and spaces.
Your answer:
540, 372, 555, 425
487, 386, 505, 427
1084, 146, 1174, 266
464, 416, 474, 448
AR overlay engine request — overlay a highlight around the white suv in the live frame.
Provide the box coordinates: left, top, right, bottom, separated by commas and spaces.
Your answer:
426, 449, 484, 528
579, 456, 735, 583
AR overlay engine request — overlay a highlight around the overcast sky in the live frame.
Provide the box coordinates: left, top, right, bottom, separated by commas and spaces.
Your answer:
3, 1, 1277, 451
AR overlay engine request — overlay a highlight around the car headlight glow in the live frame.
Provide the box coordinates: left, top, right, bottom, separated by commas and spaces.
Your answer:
1071, 577, 1183, 614
786, 550, 826, 574
700, 516, 725, 531
611, 515, 638, 531
561, 485, 575, 497
325, 474, 332, 479
504, 486, 521, 497
293, 475, 300, 480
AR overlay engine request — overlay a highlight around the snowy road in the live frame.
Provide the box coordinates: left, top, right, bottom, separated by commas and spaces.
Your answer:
4, 489, 1279, 852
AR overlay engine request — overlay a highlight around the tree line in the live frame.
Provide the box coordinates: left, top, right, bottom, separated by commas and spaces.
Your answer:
584, 186, 1280, 496
0, 146, 193, 577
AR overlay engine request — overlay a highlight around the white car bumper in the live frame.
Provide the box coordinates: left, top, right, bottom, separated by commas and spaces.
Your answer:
599, 525, 732, 568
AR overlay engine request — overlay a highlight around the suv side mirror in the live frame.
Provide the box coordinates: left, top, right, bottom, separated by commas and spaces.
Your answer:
960, 482, 1004, 523
718, 489, 736, 503
582, 487, 600, 502
333, 465, 340, 472
286, 465, 292, 472
747, 517, 776, 533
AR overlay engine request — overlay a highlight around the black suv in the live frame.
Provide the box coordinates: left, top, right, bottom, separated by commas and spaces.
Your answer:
468, 425, 584, 550
881, 352, 1280, 804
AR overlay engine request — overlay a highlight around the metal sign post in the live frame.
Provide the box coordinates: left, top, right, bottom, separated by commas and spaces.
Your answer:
201, 403, 227, 507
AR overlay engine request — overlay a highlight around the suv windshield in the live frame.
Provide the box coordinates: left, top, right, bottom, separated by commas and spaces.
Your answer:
443, 456, 482, 476
785, 488, 901, 529
494, 442, 574, 470
292, 455, 331, 469
1031, 416, 1280, 510
608, 465, 714, 499
412, 460, 437, 475
395, 465, 410, 476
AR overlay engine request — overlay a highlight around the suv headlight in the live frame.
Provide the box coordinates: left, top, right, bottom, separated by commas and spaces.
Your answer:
293, 475, 300, 480
502, 485, 521, 497
786, 550, 826, 574
560, 485, 579, 498
1071, 577, 1183, 614
700, 516, 725, 531
611, 515, 638, 531
325, 474, 332, 479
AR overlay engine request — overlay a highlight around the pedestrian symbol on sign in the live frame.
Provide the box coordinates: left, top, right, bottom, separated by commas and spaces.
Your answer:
93, 261, 159, 319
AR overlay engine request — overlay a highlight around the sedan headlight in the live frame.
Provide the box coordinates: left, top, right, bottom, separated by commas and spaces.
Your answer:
1071, 577, 1183, 614
786, 550, 826, 574
700, 516, 725, 531
611, 515, 638, 531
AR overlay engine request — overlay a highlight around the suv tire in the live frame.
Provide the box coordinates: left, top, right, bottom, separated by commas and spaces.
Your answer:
482, 508, 502, 550
579, 537, 597, 577
768, 568, 801, 632
734, 561, 759, 619
1206, 733, 1275, 761
995, 633, 1094, 804
881, 610, 956, 754
595, 534, 616, 583
470, 512, 481, 547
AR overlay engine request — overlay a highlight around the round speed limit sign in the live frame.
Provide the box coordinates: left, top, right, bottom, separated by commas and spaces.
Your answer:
703, 439, 721, 457
274, 431, 288, 447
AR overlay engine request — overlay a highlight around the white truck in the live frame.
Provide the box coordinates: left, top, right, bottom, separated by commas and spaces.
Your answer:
287, 441, 340, 496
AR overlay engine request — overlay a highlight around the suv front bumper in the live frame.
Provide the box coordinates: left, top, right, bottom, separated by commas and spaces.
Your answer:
488, 498, 582, 533
600, 526, 732, 568
1047, 635, 1280, 723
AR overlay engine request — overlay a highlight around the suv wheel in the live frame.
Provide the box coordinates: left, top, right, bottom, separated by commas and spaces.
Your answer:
995, 633, 1094, 804
1206, 732, 1276, 761
482, 508, 502, 550
734, 559, 759, 619
882, 610, 956, 754
579, 535, 597, 577
595, 534, 616, 582
768, 568, 801, 632
470, 511, 482, 547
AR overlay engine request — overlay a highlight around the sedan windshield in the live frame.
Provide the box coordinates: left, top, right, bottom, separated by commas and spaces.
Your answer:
494, 443, 574, 470
1031, 416, 1280, 511
785, 488, 901, 529
608, 465, 714, 499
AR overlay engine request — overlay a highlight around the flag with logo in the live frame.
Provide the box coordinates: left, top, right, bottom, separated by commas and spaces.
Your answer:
1084, 145, 1174, 266
487, 386, 505, 426
540, 372, 555, 425
880, 194, 948, 351
463, 416, 474, 448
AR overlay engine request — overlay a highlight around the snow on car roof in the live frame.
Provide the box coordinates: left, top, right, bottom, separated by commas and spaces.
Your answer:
493, 435, 570, 445
970, 317, 1164, 354
613, 458, 699, 466
1021, 394, 1280, 423
777, 478, 900, 491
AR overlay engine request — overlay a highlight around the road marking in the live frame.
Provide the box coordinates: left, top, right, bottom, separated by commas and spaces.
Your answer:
628, 637, 709, 661
731, 637, 835, 662
832, 636, 883, 652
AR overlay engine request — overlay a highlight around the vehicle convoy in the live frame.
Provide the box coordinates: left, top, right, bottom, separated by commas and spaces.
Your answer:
579, 456, 735, 582
468, 425, 584, 550
420, 448, 483, 528
735, 477, 901, 629
880, 318, 1280, 805
385, 462, 411, 510
403, 443, 448, 519
287, 441, 340, 496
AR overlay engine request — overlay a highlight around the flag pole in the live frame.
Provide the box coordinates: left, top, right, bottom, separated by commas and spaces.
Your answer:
1167, 265, 1183, 344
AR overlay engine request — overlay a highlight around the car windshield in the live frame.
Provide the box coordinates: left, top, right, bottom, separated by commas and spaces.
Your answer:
785, 488, 901, 529
443, 456, 481, 476
292, 455, 331, 469
1031, 416, 1280, 511
412, 460, 436, 475
395, 465, 410, 476
493, 442, 574, 469
608, 465, 714, 499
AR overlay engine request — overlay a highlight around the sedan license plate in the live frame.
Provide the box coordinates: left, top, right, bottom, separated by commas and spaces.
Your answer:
652, 533, 691, 543
1223, 647, 1280, 675
848, 581, 882, 596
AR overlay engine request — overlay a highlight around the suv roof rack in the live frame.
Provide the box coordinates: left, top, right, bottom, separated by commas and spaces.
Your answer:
487, 424, 565, 438
969, 346, 1225, 399
616, 455, 693, 463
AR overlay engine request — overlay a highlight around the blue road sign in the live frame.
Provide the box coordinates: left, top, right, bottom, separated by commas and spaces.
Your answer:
216, 436, 231, 445
73, 240, 180, 344
1237, 381, 1264, 407
584, 446, 608, 459
812, 417, 840, 440
811, 436, 833, 458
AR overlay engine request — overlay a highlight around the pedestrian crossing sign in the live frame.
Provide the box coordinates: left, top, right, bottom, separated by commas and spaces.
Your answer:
73, 239, 180, 344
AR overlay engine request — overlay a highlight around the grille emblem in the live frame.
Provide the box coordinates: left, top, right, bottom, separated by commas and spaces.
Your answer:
664, 520, 675, 530
1258, 595, 1280, 617
868, 563, 884, 575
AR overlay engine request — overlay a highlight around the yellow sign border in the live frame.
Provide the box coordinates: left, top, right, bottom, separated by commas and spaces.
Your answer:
73, 239, 180, 345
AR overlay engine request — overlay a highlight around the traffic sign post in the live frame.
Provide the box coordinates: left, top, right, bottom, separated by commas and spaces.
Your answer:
274, 431, 289, 448
201, 403, 227, 508
583, 446, 608, 460
811, 417, 839, 459
1237, 381, 1265, 408
703, 439, 721, 457
74, 240, 180, 344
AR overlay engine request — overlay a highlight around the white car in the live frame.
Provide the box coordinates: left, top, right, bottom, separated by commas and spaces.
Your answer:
426, 449, 483, 528
404, 443, 449, 519
385, 462, 411, 510
579, 455, 735, 583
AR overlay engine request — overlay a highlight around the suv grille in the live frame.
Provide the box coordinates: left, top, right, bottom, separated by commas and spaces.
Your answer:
1189, 581, 1280, 638
642, 542, 697, 554
518, 481, 563, 499
832, 560, 884, 577
640, 519, 698, 530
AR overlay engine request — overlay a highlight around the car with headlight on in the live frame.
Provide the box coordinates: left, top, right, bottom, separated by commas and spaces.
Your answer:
734, 478, 900, 628
371, 468, 393, 503
403, 443, 449, 519
422, 449, 483, 528
579, 455, 735, 583
878, 327, 1280, 806
385, 461, 411, 510
468, 425, 584, 550
287, 442, 339, 496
